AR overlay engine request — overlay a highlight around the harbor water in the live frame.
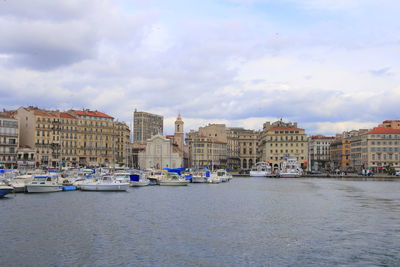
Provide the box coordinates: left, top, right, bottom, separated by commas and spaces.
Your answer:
1, 177, 400, 266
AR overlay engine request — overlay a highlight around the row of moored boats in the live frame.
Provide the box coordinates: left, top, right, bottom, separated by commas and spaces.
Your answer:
249, 157, 303, 178
0, 168, 233, 197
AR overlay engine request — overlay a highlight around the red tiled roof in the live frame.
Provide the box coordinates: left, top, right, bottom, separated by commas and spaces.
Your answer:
60, 112, 76, 119
367, 127, 400, 134
0, 111, 17, 119
34, 110, 58, 117
70, 110, 114, 119
382, 120, 400, 123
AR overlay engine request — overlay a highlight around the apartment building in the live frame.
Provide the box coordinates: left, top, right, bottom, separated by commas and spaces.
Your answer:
226, 128, 240, 171
186, 124, 227, 169
309, 135, 335, 171
16, 106, 130, 168
237, 128, 259, 170
259, 120, 308, 170
0, 113, 19, 168
133, 110, 163, 143
361, 127, 400, 173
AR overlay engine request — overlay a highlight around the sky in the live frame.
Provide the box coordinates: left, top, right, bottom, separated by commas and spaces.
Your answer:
0, 0, 399, 135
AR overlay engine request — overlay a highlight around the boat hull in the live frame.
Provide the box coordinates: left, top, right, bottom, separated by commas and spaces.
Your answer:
80, 183, 129, 191
159, 181, 188, 186
191, 177, 207, 183
26, 185, 63, 193
250, 171, 270, 177
0, 187, 14, 197
130, 181, 149, 187
11, 185, 26, 193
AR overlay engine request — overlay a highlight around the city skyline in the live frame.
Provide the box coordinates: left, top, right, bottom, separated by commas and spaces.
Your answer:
0, 1, 398, 135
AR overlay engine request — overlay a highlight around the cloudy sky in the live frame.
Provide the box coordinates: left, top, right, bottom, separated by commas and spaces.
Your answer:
1, 0, 399, 135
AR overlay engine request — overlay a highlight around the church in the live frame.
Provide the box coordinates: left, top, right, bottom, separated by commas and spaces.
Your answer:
137, 114, 187, 169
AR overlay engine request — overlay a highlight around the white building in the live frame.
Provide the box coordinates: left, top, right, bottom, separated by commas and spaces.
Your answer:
138, 134, 183, 169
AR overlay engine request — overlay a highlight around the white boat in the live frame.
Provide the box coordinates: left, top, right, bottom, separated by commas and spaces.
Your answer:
6, 174, 34, 193
158, 173, 189, 186
191, 170, 210, 183
279, 157, 303, 178
250, 162, 272, 177
210, 169, 232, 183
26, 175, 63, 193
80, 176, 129, 191
129, 173, 149, 187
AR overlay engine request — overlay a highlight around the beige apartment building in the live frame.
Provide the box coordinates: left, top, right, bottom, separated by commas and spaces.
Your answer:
237, 128, 259, 170
309, 135, 335, 171
259, 120, 308, 171
16, 106, 130, 168
361, 127, 400, 173
0, 112, 19, 168
186, 124, 227, 169
226, 128, 240, 170
349, 129, 368, 172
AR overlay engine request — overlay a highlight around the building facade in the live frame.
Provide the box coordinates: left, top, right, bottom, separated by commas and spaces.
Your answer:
0, 113, 19, 168
259, 120, 308, 171
309, 135, 335, 171
186, 124, 228, 169
16, 106, 130, 168
361, 127, 400, 173
138, 134, 182, 169
226, 128, 240, 171
379, 120, 400, 129
133, 110, 163, 143
237, 128, 259, 170
330, 130, 360, 172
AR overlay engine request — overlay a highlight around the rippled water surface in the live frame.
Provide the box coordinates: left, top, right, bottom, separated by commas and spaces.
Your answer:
1, 178, 400, 266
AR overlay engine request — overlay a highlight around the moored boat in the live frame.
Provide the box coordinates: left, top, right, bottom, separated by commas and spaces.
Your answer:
158, 173, 189, 186
0, 183, 14, 197
80, 176, 129, 191
250, 162, 272, 177
26, 175, 63, 193
279, 157, 303, 178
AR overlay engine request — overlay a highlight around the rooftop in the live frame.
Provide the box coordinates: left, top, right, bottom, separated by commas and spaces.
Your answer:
70, 110, 114, 119
367, 127, 400, 135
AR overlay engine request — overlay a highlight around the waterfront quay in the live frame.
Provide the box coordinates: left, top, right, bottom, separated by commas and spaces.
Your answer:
1, 177, 399, 266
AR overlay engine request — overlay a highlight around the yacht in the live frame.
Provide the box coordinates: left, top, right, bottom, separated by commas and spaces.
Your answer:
279, 157, 303, 178
250, 162, 272, 177
80, 176, 129, 191
210, 169, 232, 182
26, 175, 63, 193
191, 170, 210, 183
6, 174, 34, 193
158, 173, 189, 186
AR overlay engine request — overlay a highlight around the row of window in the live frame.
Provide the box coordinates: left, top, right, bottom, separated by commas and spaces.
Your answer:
274, 130, 300, 134
371, 141, 399, 145
0, 120, 18, 127
371, 153, 399, 161
270, 149, 305, 154
269, 143, 304, 147
268, 136, 305, 141
370, 147, 400, 152
0, 127, 18, 135
370, 134, 400, 139
269, 156, 305, 160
